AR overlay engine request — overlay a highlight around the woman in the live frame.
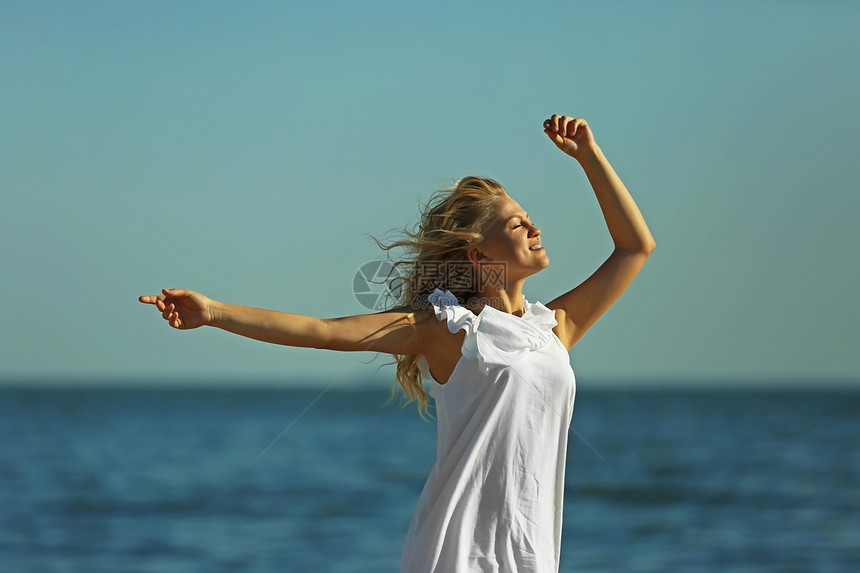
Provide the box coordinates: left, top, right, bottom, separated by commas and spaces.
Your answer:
140, 115, 655, 572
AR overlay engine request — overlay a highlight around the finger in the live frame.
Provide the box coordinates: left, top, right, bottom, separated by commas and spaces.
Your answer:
546, 114, 561, 132
139, 295, 164, 305
546, 131, 565, 148
559, 117, 576, 142
161, 303, 179, 321
543, 121, 566, 146
570, 117, 587, 138
160, 289, 185, 309
563, 117, 574, 137
553, 116, 577, 138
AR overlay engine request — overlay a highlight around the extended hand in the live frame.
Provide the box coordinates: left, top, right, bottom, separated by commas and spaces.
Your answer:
543, 115, 597, 159
138, 288, 215, 330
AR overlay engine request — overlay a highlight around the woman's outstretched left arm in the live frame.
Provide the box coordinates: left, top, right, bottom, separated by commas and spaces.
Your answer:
543, 114, 656, 349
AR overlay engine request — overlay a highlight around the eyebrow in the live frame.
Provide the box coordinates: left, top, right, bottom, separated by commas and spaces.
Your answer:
505, 213, 529, 223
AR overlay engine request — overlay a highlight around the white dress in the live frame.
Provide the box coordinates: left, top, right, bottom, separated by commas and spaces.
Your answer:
401, 289, 577, 573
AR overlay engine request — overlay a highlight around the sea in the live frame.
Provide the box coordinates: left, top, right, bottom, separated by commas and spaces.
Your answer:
1, 383, 858, 572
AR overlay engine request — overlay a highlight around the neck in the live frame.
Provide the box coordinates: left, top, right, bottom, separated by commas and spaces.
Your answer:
472, 277, 527, 316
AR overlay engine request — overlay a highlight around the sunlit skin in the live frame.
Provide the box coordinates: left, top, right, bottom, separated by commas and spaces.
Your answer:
140, 114, 655, 385
465, 196, 549, 317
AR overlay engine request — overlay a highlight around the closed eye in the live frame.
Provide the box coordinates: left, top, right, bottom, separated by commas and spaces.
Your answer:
508, 212, 531, 230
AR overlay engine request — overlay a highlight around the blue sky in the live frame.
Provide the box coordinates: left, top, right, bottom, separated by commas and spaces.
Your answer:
2, 1, 858, 387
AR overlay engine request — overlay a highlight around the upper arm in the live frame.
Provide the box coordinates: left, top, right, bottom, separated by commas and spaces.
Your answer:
320, 306, 433, 356
548, 247, 653, 349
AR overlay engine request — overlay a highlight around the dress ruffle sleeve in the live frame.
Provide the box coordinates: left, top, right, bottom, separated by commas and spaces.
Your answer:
423, 288, 559, 374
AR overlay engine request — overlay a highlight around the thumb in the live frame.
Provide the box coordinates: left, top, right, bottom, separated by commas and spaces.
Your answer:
162, 288, 191, 298
544, 128, 565, 148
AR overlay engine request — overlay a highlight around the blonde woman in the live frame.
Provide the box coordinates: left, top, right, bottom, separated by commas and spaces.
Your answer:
139, 114, 655, 572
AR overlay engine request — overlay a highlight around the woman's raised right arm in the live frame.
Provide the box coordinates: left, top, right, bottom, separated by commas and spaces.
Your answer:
139, 288, 428, 355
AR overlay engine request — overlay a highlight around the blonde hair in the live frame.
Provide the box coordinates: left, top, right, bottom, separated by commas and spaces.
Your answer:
378, 176, 509, 417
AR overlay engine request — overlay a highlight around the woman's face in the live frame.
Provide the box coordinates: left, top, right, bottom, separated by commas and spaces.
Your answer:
473, 195, 549, 283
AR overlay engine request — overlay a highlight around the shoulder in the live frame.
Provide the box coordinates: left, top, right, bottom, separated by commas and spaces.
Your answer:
410, 302, 466, 354
411, 305, 467, 384
384, 304, 460, 343
410, 304, 463, 340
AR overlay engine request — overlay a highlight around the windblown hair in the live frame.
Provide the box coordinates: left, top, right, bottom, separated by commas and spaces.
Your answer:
378, 176, 509, 417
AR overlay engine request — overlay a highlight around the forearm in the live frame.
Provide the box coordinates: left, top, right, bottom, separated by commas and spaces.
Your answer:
577, 146, 656, 253
210, 301, 329, 348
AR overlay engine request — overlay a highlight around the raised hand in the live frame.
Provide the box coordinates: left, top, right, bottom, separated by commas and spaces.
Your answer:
138, 288, 215, 330
543, 115, 597, 159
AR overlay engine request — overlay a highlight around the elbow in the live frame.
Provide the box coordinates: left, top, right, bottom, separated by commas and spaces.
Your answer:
618, 236, 655, 258
314, 318, 338, 350
642, 236, 656, 256
636, 229, 656, 256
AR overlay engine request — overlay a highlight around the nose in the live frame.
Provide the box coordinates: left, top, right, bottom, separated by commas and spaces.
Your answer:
529, 223, 540, 237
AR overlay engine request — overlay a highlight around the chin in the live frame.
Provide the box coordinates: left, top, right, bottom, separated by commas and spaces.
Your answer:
525, 260, 550, 278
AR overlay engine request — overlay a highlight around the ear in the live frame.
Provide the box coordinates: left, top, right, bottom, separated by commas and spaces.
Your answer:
466, 247, 486, 265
